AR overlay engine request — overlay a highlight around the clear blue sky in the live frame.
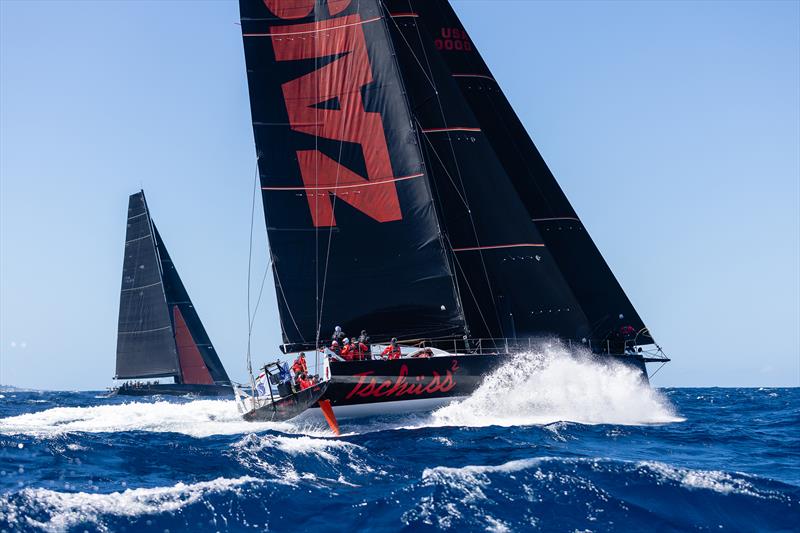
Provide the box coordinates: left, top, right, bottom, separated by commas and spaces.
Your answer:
1, 1, 798, 390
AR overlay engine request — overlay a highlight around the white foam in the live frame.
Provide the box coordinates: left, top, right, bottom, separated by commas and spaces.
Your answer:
232, 432, 357, 463
230, 433, 367, 486
0, 476, 258, 533
428, 345, 682, 428
0, 399, 331, 438
422, 459, 541, 482
639, 461, 786, 500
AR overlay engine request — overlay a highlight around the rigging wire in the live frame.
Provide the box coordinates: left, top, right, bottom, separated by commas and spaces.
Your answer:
246, 161, 275, 380
386, 4, 504, 336
315, 0, 363, 356
245, 162, 260, 401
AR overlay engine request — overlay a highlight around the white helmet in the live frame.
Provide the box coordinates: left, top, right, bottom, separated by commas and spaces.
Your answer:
343, 337, 350, 344
335, 326, 342, 332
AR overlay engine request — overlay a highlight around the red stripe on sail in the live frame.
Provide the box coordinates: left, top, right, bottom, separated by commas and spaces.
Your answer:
422, 127, 481, 133
173, 306, 214, 385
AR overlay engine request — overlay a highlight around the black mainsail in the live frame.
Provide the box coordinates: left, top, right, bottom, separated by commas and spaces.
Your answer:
115, 191, 231, 391
238, 0, 656, 350
239, 0, 466, 347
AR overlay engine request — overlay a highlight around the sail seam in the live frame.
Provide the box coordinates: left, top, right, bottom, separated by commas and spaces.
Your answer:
532, 217, 581, 222
121, 281, 162, 292
452, 73, 496, 82
453, 243, 546, 252
118, 326, 173, 335
125, 234, 153, 244
243, 16, 381, 37
422, 127, 481, 133
261, 172, 423, 191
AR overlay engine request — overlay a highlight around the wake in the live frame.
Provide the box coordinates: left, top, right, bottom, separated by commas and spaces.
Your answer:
0, 399, 330, 438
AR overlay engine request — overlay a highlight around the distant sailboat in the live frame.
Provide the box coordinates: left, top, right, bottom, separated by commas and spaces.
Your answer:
113, 191, 232, 397
236, 0, 669, 418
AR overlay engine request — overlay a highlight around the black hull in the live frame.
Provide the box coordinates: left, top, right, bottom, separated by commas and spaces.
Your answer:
243, 382, 330, 422
318, 353, 649, 412
322, 354, 502, 408
112, 383, 233, 397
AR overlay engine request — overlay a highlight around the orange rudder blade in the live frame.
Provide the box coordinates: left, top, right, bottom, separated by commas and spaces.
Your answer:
318, 399, 340, 436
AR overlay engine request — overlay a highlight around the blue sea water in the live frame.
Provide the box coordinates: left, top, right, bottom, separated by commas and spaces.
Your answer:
0, 352, 798, 532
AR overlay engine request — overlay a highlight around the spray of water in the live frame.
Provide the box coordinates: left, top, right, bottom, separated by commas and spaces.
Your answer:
429, 343, 681, 427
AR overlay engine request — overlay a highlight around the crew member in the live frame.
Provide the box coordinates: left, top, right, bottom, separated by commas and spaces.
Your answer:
292, 352, 308, 375
382, 338, 402, 360
340, 338, 353, 361
356, 330, 369, 360
297, 373, 313, 390
331, 326, 346, 344
330, 340, 341, 356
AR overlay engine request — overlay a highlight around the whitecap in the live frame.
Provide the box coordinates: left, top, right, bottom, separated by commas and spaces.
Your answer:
0, 476, 258, 533
639, 461, 788, 500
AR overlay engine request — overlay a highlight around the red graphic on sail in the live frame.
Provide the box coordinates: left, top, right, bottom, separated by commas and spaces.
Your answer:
173, 306, 214, 385
271, 14, 402, 227
262, 0, 352, 20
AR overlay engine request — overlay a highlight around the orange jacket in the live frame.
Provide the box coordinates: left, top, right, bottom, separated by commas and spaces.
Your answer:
382, 345, 402, 360
292, 357, 308, 374
342, 342, 368, 361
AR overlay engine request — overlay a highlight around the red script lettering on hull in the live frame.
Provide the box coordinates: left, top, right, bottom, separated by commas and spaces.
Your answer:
345, 360, 460, 400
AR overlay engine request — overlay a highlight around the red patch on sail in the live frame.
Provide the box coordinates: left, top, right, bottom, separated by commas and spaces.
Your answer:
173, 306, 214, 385
262, 0, 352, 20
271, 14, 402, 227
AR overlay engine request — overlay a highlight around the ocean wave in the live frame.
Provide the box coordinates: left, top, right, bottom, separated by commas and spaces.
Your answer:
0, 400, 332, 438
428, 345, 682, 428
230, 433, 369, 487
638, 461, 791, 500
0, 476, 258, 533
403, 456, 799, 531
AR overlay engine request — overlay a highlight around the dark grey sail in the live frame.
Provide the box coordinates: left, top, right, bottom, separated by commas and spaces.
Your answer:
115, 192, 180, 379
115, 191, 231, 391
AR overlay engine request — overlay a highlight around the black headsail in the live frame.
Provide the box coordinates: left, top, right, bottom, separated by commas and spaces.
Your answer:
239, 0, 466, 347
153, 225, 231, 385
115, 192, 181, 379
390, 0, 654, 344
384, 2, 592, 341
115, 191, 229, 383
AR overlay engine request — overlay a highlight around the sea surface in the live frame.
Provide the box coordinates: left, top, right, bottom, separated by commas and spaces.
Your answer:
0, 351, 798, 532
